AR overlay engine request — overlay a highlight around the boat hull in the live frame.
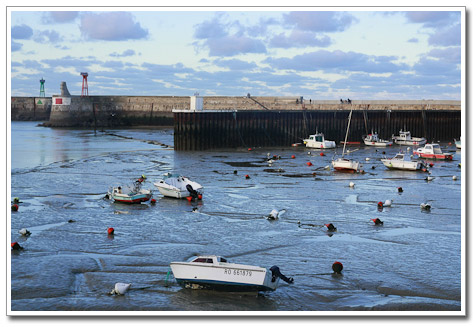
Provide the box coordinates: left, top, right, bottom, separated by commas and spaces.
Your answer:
170, 262, 278, 292
332, 158, 359, 172
381, 159, 422, 171
112, 192, 152, 204
413, 153, 453, 160
155, 185, 203, 199
304, 141, 336, 149
364, 140, 393, 147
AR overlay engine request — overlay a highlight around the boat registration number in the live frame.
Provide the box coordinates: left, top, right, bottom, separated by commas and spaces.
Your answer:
224, 269, 252, 277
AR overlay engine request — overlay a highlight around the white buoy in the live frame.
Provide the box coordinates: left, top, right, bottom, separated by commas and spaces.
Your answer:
324, 165, 330, 170
365, 157, 370, 161
268, 209, 279, 220
383, 199, 392, 207
453, 175, 457, 180
110, 283, 131, 295
425, 176, 434, 181
349, 182, 355, 188
420, 203, 431, 210
18, 228, 31, 236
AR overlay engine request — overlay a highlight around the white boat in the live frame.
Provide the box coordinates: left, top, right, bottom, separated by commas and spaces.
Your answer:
154, 173, 203, 199
332, 107, 360, 172
381, 152, 425, 171
392, 129, 427, 146
303, 131, 336, 149
363, 131, 393, 147
108, 185, 152, 204
170, 255, 293, 292
454, 138, 461, 149
413, 143, 453, 160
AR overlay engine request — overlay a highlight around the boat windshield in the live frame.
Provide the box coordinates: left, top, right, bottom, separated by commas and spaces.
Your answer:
316, 135, 323, 142
395, 154, 404, 160
192, 257, 214, 263
432, 145, 443, 154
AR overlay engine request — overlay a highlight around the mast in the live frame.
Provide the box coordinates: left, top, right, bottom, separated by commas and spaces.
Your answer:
342, 106, 353, 156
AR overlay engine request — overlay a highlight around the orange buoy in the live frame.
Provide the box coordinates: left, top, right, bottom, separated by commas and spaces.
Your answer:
107, 227, 114, 235
306, 162, 313, 166
320, 152, 325, 156
11, 204, 19, 211
332, 261, 343, 274
186, 196, 193, 201
198, 194, 203, 200
291, 155, 295, 159
11, 242, 23, 250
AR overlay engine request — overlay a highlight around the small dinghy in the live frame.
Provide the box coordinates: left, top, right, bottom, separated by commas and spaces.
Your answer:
154, 173, 203, 199
108, 175, 152, 204
170, 255, 293, 292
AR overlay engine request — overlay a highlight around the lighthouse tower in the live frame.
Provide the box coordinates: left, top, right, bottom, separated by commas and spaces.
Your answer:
39, 78, 45, 97
80, 72, 89, 96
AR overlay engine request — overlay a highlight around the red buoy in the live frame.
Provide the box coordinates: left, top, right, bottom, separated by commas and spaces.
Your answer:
332, 261, 343, 274
320, 152, 325, 156
11, 242, 23, 250
397, 187, 403, 193
186, 196, 193, 201
248, 148, 252, 151
291, 155, 296, 159
11, 204, 19, 211
377, 201, 383, 207
107, 227, 114, 235
325, 223, 337, 232
372, 218, 384, 225
245, 174, 250, 179
429, 163, 434, 167
150, 198, 156, 204
198, 194, 203, 200
306, 162, 313, 166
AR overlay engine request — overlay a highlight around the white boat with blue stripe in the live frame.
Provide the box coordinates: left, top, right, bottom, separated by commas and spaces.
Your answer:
170, 255, 293, 292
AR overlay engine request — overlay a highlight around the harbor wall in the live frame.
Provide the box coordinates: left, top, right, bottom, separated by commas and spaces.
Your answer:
11, 97, 52, 121
11, 95, 460, 125
173, 109, 461, 150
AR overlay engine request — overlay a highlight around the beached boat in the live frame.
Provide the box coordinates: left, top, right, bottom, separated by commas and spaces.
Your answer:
363, 131, 393, 147
413, 143, 453, 160
170, 255, 293, 292
154, 173, 203, 199
381, 152, 425, 171
392, 129, 427, 146
332, 108, 360, 172
303, 131, 336, 149
109, 185, 152, 204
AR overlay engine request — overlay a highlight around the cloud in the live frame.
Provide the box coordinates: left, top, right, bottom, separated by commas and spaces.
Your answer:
42, 11, 79, 23
407, 37, 419, 43
11, 41, 23, 52
426, 47, 461, 63
33, 30, 62, 43
266, 50, 406, 73
404, 11, 460, 28
283, 11, 357, 32
428, 23, 461, 46
194, 15, 228, 39
212, 59, 258, 70
80, 12, 148, 41
206, 35, 266, 56
269, 29, 332, 48
109, 49, 136, 57
11, 24, 33, 39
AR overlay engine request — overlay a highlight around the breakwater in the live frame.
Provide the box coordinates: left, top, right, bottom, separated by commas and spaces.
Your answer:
173, 108, 461, 150
11, 97, 52, 121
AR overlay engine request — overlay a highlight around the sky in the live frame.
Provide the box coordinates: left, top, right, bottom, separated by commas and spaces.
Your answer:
8, 6, 464, 100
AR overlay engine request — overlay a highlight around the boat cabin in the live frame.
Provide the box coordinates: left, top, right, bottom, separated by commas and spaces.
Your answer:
189, 255, 228, 264
423, 144, 443, 154
398, 130, 411, 139
309, 134, 324, 142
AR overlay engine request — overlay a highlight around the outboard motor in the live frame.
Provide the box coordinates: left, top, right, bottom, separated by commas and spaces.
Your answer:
270, 266, 294, 284
186, 184, 198, 199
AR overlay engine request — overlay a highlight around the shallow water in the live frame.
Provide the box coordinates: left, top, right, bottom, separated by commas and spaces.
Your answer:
10, 122, 462, 313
